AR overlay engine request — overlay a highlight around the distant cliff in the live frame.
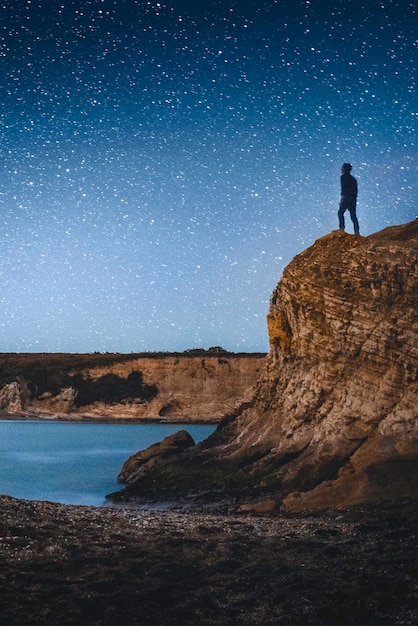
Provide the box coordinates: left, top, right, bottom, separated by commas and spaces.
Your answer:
0, 351, 265, 422
111, 220, 418, 511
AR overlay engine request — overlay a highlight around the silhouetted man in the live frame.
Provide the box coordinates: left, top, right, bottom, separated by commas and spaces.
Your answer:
338, 163, 359, 235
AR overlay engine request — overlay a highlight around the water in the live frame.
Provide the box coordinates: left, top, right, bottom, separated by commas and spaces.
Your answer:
0, 420, 215, 506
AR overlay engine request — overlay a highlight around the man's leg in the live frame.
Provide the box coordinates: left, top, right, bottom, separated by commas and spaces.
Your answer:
338, 204, 346, 230
349, 207, 360, 235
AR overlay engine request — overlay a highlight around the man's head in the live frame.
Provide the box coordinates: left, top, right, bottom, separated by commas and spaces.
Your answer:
341, 163, 352, 173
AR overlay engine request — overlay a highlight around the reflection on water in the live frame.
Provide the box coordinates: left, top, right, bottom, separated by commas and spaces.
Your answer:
0, 420, 215, 506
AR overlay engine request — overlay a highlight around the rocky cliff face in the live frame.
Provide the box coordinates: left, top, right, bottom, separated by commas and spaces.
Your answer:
112, 220, 418, 512
0, 353, 265, 422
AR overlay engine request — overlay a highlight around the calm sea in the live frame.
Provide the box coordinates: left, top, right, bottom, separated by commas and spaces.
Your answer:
0, 420, 215, 506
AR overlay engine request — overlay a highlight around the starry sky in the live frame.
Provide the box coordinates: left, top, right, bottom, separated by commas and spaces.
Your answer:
0, 0, 416, 353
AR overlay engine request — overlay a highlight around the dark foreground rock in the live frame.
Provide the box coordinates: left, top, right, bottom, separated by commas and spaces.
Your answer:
1, 495, 418, 625
117, 430, 196, 484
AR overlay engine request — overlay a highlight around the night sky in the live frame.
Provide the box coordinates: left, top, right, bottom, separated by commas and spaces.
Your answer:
1, 0, 416, 353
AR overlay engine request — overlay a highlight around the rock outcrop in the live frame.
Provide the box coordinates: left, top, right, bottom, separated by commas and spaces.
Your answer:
0, 381, 26, 414
110, 220, 418, 511
0, 352, 265, 422
117, 430, 195, 485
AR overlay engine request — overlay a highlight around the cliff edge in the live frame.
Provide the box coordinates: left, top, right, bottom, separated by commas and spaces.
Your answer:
112, 220, 418, 512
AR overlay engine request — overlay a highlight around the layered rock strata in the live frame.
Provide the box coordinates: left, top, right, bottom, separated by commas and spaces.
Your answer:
112, 220, 418, 511
0, 353, 265, 422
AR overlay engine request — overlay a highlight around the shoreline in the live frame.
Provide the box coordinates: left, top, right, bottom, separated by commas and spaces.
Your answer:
0, 411, 218, 425
0, 419, 217, 508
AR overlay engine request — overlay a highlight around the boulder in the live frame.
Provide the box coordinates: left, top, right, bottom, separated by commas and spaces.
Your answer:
117, 430, 196, 485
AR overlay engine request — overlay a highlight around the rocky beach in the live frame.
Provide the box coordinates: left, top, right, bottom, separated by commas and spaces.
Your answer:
1, 495, 418, 625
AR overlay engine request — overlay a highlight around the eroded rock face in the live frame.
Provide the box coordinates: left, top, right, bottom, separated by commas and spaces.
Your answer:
35, 388, 78, 415
111, 220, 418, 511
0, 354, 264, 422
0, 382, 25, 414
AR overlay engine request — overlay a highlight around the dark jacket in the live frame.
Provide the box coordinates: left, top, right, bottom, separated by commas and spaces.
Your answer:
341, 173, 358, 200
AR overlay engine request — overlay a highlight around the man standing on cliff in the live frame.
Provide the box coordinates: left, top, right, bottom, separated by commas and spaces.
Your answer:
338, 163, 359, 235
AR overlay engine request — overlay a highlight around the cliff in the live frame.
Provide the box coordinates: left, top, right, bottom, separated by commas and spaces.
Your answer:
111, 220, 418, 511
0, 351, 265, 422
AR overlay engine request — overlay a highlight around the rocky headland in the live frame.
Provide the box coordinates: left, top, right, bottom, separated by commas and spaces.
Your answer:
111, 220, 418, 513
0, 350, 265, 422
